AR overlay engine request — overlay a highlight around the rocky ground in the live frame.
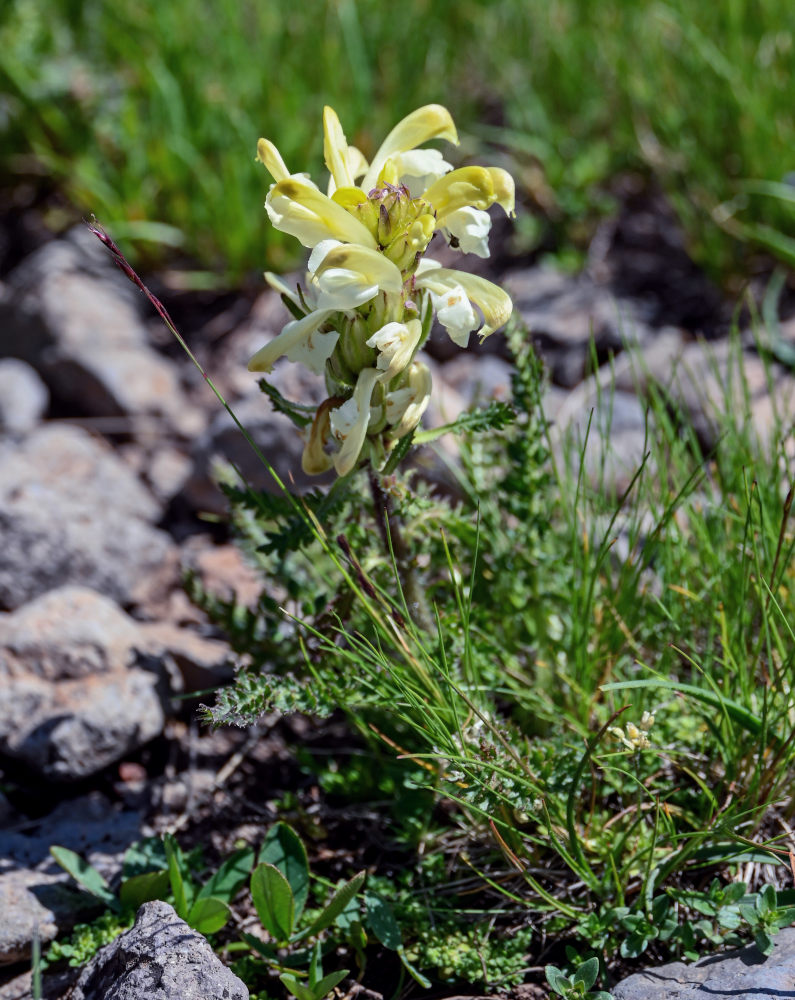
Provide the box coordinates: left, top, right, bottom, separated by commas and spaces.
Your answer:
1, 192, 794, 1000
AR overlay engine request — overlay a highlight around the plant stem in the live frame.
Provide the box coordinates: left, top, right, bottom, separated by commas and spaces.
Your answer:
368, 470, 432, 632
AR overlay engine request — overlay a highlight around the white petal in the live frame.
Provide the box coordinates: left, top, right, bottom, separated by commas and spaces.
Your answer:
432, 285, 478, 347
394, 149, 453, 197
248, 308, 337, 375
330, 368, 380, 476
323, 106, 355, 191
442, 207, 492, 258
264, 271, 302, 308
416, 265, 512, 339
386, 362, 432, 437
365, 319, 423, 382
310, 242, 403, 310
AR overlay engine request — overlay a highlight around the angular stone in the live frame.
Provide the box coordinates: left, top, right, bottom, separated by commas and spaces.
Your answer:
613, 928, 795, 999
504, 266, 652, 387
0, 869, 95, 966
0, 588, 167, 780
0, 586, 144, 681
659, 339, 772, 449
0, 425, 175, 611
0, 231, 198, 432
68, 901, 248, 1000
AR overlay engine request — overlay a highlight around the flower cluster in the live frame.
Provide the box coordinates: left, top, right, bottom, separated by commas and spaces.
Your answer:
249, 104, 515, 476
609, 712, 655, 751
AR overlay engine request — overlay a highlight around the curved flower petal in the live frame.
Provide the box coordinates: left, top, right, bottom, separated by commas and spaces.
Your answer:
310, 241, 404, 310
256, 138, 291, 182
330, 367, 380, 476
323, 106, 355, 192
442, 207, 492, 258
266, 177, 378, 249
264, 270, 303, 308
361, 104, 458, 192
386, 361, 432, 438
302, 397, 341, 475
366, 319, 423, 383
488, 167, 516, 216
248, 308, 337, 375
422, 166, 498, 226
415, 261, 512, 339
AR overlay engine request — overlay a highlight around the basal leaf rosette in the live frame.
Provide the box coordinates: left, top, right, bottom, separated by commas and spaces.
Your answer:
249, 104, 515, 477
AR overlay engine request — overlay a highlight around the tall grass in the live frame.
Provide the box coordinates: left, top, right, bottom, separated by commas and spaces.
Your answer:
2, 0, 794, 280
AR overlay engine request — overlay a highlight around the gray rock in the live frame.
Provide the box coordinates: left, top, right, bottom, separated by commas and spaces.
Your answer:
613, 927, 795, 999
0, 359, 49, 434
0, 232, 199, 433
0, 869, 96, 966
657, 339, 773, 449
139, 621, 235, 692
0, 793, 143, 877
504, 266, 652, 387
68, 900, 248, 1000
0, 425, 176, 611
0, 588, 167, 780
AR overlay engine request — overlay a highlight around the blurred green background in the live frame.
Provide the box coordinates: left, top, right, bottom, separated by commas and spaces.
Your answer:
1, 0, 794, 285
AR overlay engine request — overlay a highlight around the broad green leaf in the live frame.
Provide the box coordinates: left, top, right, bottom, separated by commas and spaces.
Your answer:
259, 823, 310, 917
574, 955, 599, 990
197, 846, 255, 903
188, 895, 231, 935
49, 847, 118, 911
119, 870, 171, 911
299, 871, 365, 939
364, 892, 401, 950
544, 965, 571, 994
333, 892, 361, 933
251, 863, 295, 941
163, 834, 189, 920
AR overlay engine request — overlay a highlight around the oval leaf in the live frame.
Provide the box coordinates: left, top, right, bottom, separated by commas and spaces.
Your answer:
119, 870, 171, 911
197, 846, 255, 903
364, 892, 402, 950
50, 847, 118, 911
251, 862, 295, 941
259, 823, 310, 918
188, 895, 231, 935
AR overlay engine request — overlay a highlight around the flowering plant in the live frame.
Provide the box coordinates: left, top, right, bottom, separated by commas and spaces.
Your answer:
249, 104, 515, 476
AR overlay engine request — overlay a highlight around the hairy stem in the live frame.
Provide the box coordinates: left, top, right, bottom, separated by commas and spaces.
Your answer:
368, 470, 433, 632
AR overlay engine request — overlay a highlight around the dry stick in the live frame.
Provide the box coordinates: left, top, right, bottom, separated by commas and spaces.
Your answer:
367, 469, 433, 633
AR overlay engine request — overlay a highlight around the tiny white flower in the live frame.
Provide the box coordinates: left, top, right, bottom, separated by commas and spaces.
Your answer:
430, 284, 478, 347
366, 319, 423, 383
385, 361, 432, 438
442, 206, 492, 258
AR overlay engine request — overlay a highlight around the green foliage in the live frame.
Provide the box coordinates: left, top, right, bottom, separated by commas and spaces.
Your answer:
190, 312, 795, 987
44, 911, 133, 969
545, 956, 612, 1000
3, 1, 795, 277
